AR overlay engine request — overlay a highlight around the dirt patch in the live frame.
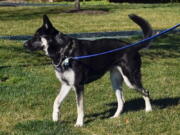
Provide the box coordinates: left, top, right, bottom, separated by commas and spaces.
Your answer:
66, 9, 109, 15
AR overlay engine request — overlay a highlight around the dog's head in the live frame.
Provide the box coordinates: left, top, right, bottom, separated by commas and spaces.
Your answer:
24, 15, 68, 56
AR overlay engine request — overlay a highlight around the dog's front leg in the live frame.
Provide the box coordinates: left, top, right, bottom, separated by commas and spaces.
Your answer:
74, 85, 84, 127
52, 83, 71, 122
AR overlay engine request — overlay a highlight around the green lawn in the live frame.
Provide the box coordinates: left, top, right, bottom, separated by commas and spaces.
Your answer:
0, 2, 180, 135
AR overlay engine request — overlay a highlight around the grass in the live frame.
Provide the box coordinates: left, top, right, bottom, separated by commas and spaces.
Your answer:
0, 2, 180, 135
0, 2, 179, 35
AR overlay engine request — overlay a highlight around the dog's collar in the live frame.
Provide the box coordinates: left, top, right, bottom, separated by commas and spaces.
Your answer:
61, 57, 72, 67
53, 56, 72, 71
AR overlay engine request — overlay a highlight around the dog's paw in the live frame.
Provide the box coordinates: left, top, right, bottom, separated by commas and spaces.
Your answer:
52, 112, 59, 122
74, 122, 83, 127
74, 117, 84, 127
145, 107, 152, 112
110, 115, 119, 119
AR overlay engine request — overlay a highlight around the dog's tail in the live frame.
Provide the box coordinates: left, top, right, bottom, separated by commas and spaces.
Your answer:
128, 14, 153, 50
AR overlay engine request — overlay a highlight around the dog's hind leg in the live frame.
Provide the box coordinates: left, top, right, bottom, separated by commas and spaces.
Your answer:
110, 67, 124, 118
143, 94, 152, 112
131, 83, 152, 112
52, 83, 71, 122
74, 85, 84, 127
133, 87, 152, 112
117, 66, 152, 112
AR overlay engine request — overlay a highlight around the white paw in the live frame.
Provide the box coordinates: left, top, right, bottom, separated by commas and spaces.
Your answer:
74, 119, 83, 127
74, 122, 83, 127
145, 107, 152, 112
110, 115, 119, 119
52, 112, 59, 122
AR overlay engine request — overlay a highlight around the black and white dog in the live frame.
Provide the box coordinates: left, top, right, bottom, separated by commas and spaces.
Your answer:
24, 14, 153, 127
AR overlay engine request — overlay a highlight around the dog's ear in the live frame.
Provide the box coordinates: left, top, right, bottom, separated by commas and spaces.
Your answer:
43, 15, 53, 29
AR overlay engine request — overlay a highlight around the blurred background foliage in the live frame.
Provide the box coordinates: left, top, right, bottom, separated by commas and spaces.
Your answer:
1, 0, 180, 3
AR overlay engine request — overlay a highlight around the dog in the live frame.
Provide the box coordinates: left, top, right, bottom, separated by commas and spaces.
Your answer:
24, 14, 153, 127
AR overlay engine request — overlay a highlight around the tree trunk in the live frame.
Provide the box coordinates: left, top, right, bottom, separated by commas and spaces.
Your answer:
75, 0, 80, 11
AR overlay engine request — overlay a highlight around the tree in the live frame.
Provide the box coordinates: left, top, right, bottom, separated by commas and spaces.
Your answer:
74, 0, 80, 10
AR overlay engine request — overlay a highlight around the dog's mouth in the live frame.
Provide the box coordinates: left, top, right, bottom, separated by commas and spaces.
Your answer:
24, 41, 43, 52
23, 44, 34, 52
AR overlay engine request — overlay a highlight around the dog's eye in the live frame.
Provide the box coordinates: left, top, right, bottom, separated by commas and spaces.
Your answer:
34, 36, 41, 41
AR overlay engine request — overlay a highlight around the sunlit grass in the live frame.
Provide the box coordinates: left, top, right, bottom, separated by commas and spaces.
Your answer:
0, 2, 179, 35
0, 2, 179, 135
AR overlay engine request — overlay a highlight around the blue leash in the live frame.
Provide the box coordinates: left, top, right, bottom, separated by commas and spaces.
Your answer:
70, 24, 180, 61
62, 24, 180, 67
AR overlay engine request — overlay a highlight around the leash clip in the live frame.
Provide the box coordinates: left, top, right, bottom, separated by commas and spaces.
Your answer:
61, 57, 72, 67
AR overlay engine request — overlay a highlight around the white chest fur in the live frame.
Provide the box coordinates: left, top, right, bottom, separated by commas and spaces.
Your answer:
55, 69, 75, 86
41, 37, 49, 56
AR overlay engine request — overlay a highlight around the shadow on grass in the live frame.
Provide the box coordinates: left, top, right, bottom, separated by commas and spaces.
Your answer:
14, 120, 80, 135
85, 97, 180, 124
0, 5, 111, 21
66, 8, 109, 14
0, 3, 176, 21
0, 7, 71, 21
